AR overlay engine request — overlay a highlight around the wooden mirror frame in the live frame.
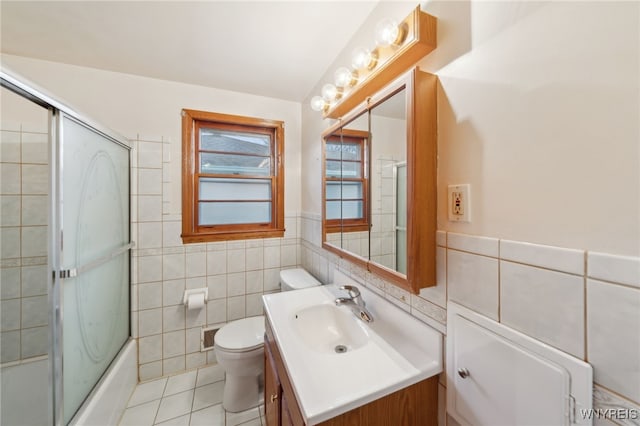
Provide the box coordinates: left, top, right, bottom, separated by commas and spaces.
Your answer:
321, 67, 437, 294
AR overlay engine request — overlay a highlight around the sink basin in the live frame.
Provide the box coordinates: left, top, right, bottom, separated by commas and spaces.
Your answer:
292, 303, 369, 353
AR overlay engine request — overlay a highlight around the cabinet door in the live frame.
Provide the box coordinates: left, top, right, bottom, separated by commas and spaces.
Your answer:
281, 394, 294, 426
265, 343, 281, 426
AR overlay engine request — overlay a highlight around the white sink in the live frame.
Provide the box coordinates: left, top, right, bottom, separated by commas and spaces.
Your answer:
262, 274, 443, 425
292, 303, 370, 353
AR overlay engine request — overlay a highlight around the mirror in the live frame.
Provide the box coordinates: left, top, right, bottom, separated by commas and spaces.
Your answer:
322, 67, 437, 293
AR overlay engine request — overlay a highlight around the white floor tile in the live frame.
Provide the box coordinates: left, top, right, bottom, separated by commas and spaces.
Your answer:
119, 399, 160, 426
128, 378, 167, 407
164, 370, 198, 396
155, 413, 191, 426
192, 381, 224, 411
156, 390, 195, 424
226, 406, 262, 426
195, 364, 225, 387
189, 404, 225, 426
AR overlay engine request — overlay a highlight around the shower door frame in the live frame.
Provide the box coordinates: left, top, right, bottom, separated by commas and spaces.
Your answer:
0, 70, 132, 426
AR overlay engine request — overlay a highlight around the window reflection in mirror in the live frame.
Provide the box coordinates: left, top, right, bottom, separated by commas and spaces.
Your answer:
369, 88, 407, 274
323, 113, 369, 257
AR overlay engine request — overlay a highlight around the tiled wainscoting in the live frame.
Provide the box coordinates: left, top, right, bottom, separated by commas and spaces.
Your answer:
130, 136, 301, 381
300, 212, 640, 426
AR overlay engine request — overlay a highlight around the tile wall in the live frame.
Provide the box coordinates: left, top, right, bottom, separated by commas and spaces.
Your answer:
0, 120, 49, 364
300, 213, 640, 426
130, 136, 301, 381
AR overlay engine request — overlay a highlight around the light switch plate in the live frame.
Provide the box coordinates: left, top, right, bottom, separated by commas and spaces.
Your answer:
448, 184, 471, 222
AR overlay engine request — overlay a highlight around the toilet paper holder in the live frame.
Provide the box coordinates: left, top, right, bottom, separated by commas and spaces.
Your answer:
183, 288, 209, 308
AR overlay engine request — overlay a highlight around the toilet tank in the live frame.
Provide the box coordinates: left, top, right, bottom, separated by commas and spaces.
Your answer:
279, 268, 321, 291
447, 301, 592, 426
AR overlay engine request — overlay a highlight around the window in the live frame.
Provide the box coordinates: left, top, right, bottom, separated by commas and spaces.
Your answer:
323, 129, 369, 233
181, 109, 284, 243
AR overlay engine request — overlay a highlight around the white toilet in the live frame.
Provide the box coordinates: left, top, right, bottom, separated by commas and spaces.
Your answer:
214, 268, 321, 412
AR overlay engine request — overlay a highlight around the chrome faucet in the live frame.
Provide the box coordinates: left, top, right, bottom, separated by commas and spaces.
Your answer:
335, 285, 374, 323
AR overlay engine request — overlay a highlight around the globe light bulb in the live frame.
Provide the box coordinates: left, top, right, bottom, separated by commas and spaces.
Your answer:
334, 67, 357, 88
351, 47, 376, 70
310, 95, 326, 112
321, 83, 339, 102
375, 18, 400, 47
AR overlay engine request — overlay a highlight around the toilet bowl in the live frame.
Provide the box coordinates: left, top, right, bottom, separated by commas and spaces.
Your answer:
214, 316, 265, 412
214, 268, 321, 412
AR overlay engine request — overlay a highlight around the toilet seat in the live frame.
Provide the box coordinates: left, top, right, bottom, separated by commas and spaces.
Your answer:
214, 316, 265, 353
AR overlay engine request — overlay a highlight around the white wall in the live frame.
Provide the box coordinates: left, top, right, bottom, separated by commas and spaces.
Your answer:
303, 0, 640, 257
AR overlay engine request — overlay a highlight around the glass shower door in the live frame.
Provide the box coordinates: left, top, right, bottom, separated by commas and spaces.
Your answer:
56, 113, 130, 424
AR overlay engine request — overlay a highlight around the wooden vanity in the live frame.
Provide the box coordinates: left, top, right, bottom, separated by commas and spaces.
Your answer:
264, 319, 438, 426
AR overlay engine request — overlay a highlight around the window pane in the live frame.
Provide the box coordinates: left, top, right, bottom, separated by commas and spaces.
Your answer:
199, 178, 271, 201
199, 202, 271, 225
326, 182, 362, 199
325, 160, 361, 178
342, 200, 364, 219
201, 153, 270, 175
200, 128, 271, 156
326, 141, 361, 161
326, 201, 342, 220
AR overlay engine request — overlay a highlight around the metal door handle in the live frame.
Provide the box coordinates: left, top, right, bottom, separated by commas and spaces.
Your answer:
458, 368, 470, 379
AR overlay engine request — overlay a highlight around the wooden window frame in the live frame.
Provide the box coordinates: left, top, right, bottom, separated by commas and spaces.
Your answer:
181, 109, 284, 243
323, 129, 369, 234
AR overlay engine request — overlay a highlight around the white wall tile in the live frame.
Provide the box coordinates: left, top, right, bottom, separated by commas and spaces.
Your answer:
227, 249, 246, 274
1, 163, 21, 194
245, 247, 264, 271
137, 141, 163, 169
264, 246, 281, 269
207, 275, 227, 300
21, 225, 46, 257
227, 272, 245, 297
21, 195, 47, 226
138, 221, 163, 249
245, 270, 263, 294
138, 255, 163, 283
21, 326, 47, 358
138, 195, 162, 222
1, 299, 20, 331
246, 293, 264, 317
1, 227, 20, 259
138, 282, 162, 310
185, 327, 201, 354
592, 385, 640, 425
263, 268, 281, 292
501, 239, 584, 275
185, 304, 206, 328
162, 220, 182, 248
436, 230, 446, 247
138, 308, 162, 337
1, 267, 20, 299
588, 252, 640, 289
447, 232, 498, 257
162, 356, 186, 377
1, 195, 20, 226
139, 334, 162, 363
588, 279, 640, 402
186, 251, 206, 278
139, 361, 162, 381
163, 253, 185, 280
138, 168, 162, 195
1, 130, 21, 162
281, 245, 297, 268
1, 331, 20, 362
163, 305, 185, 332
21, 132, 47, 164
162, 279, 184, 306
447, 249, 499, 320
21, 164, 48, 195
227, 296, 245, 321
501, 261, 585, 358
206, 251, 227, 276
206, 299, 227, 325
163, 330, 186, 358
21, 265, 46, 297
21, 295, 47, 328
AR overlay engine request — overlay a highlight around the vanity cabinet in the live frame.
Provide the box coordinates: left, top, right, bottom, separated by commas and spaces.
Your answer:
264, 319, 439, 426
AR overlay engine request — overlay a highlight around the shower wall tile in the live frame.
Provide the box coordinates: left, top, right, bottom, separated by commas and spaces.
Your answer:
21, 132, 48, 164
1, 267, 20, 299
138, 168, 162, 195
139, 308, 163, 337
21, 226, 47, 258
21, 326, 47, 358
138, 282, 162, 310
137, 141, 163, 169
1, 299, 21, 331
21, 195, 47, 226
21, 164, 48, 194
138, 222, 163, 249
1, 130, 21, 162
0, 163, 21, 194
1, 195, 21, 226
21, 265, 47, 297
138, 195, 162, 222
139, 334, 162, 364
21, 295, 48, 328
1, 331, 20, 362
0, 227, 20, 259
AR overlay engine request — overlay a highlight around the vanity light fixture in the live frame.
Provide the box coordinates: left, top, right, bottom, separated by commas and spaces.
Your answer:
309, 6, 437, 119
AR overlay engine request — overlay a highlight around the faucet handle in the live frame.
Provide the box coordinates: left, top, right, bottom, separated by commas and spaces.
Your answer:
339, 285, 360, 299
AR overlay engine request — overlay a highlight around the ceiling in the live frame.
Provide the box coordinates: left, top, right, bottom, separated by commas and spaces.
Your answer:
0, 1, 379, 102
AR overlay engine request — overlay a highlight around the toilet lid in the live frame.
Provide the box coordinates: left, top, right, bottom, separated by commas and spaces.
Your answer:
214, 316, 265, 351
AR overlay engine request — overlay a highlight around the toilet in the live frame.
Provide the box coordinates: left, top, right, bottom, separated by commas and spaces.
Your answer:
214, 268, 321, 412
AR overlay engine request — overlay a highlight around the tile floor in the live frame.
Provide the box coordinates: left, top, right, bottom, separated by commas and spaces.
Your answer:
119, 364, 265, 426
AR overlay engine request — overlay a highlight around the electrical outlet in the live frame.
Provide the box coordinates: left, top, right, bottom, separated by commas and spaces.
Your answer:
448, 184, 471, 222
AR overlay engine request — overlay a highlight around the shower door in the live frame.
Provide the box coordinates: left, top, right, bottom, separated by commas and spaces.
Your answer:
54, 113, 130, 424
